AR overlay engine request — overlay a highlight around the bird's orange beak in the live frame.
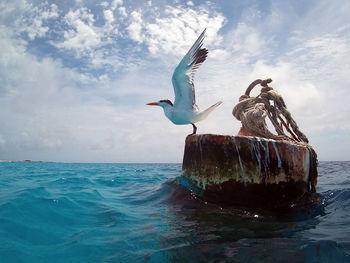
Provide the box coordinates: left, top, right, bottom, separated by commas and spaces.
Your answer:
146, 102, 159, 106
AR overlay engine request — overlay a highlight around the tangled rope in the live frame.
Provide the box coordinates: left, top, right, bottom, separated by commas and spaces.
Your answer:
232, 79, 318, 192
232, 78, 309, 143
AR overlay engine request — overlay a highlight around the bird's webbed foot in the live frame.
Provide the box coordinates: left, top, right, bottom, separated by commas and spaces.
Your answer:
191, 123, 197, 135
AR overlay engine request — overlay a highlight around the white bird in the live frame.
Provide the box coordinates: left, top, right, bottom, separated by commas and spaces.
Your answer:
146, 29, 222, 134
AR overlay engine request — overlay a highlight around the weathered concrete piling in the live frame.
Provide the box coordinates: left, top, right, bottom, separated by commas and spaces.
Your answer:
182, 134, 318, 207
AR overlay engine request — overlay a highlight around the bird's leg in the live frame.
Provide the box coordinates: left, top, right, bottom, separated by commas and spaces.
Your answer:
191, 123, 197, 135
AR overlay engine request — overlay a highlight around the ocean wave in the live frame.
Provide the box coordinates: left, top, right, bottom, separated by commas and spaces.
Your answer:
1, 162, 350, 263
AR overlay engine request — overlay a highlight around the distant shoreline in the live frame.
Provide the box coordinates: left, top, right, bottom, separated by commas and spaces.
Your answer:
0, 160, 348, 164
0, 160, 43, 163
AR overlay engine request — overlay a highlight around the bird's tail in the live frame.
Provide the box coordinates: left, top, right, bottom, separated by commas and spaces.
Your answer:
193, 101, 223, 122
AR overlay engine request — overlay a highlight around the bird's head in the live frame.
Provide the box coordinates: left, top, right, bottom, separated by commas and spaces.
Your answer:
146, 99, 173, 109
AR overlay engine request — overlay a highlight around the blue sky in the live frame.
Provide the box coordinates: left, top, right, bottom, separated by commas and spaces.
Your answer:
0, 0, 349, 162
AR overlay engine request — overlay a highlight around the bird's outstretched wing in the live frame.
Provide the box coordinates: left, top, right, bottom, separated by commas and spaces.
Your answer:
171, 29, 208, 110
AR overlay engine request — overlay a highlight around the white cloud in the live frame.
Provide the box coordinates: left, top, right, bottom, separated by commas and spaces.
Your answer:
127, 11, 144, 43
104, 10, 114, 24
248, 61, 324, 114
228, 22, 273, 58
0, 0, 59, 40
286, 33, 350, 83
118, 7, 127, 18
1, 0, 349, 162
54, 5, 120, 64
193, 2, 350, 161
111, 0, 123, 11
25, 3, 59, 40
0, 24, 168, 162
278, 22, 350, 140
210, 48, 231, 60
100, 2, 109, 8
127, 5, 226, 56
56, 7, 101, 54
0, 20, 190, 162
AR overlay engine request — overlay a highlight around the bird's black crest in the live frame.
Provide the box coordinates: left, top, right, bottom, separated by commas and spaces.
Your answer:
159, 100, 173, 106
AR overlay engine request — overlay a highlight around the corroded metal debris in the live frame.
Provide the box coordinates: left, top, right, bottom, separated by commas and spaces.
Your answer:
182, 134, 317, 207
181, 79, 318, 207
232, 78, 309, 143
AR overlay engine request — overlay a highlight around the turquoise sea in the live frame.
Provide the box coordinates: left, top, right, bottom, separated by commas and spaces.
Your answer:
0, 162, 350, 262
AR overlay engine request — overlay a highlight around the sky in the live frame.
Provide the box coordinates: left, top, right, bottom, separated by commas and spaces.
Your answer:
0, 0, 349, 162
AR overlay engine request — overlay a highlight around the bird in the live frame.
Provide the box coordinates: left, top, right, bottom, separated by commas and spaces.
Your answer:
146, 29, 222, 134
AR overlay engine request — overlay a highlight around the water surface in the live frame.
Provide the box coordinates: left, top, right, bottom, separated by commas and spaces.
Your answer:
0, 162, 349, 262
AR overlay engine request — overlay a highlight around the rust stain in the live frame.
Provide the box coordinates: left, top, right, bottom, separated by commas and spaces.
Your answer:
182, 134, 318, 206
